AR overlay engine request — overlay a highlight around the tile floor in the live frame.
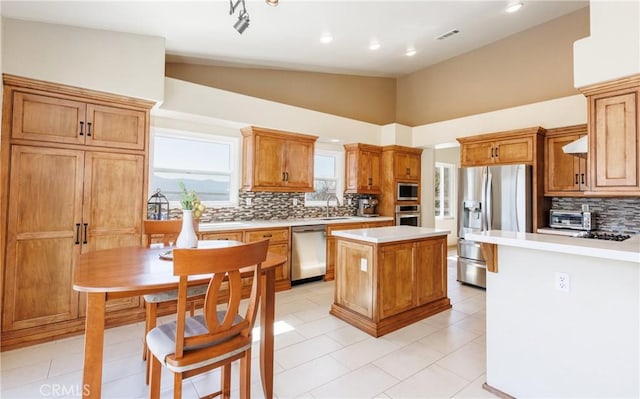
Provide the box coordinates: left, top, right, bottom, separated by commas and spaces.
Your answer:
1, 252, 497, 399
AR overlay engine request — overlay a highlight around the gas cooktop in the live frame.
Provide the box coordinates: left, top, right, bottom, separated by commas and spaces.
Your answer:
577, 231, 633, 241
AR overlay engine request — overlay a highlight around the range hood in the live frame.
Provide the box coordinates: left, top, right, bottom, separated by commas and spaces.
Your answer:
562, 135, 588, 158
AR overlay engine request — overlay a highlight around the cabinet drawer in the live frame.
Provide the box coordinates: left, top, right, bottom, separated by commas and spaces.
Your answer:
200, 231, 243, 241
245, 228, 289, 243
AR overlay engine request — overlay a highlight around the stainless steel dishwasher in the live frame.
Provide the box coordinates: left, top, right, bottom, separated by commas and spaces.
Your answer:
291, 225, 327, 283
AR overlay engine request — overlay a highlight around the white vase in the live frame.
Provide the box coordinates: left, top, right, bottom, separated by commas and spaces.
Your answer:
176, 210, 198, 248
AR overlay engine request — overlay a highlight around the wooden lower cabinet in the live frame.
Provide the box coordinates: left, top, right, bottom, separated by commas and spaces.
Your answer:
325, 220, 393, 281
331, 234, 451, 337
244, 227, 291, 291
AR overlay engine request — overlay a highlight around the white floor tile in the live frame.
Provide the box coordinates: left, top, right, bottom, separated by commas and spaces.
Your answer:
273, 355, 349, 398
330, 337, 400, 370
436, 341, 486, 381
275, 334, 343, 370
384, 364, 469, 399
312, 364, 399, 399
372, 340, 445, 380
418, 325, 482, 355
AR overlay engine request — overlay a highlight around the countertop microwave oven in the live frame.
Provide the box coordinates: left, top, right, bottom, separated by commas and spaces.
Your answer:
397, 182, 419, 201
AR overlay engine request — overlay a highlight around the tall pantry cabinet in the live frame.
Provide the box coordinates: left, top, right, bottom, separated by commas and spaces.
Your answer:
1, 75, 153, 349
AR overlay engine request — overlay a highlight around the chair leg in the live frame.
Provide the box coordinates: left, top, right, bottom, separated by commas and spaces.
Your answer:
188, 300, 196, 317
221, 364, 231, 399
239, 350, 251, 399
173, 373, 182, 399
145, 303, 158, 385
148, 354, 162, 399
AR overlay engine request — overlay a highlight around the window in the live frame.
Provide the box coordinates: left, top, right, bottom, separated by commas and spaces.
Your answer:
305, 149, 343, 206
150, 128, 239, 207
435, 162, 455, 219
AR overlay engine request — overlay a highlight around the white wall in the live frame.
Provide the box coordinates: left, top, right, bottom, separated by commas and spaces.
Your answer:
487, 246, 639, 397
411, 94, 586, 148
435, 147, 460, 246
158, 78, 383, 145
2, 18, 165, 103
574, 0, 640, 88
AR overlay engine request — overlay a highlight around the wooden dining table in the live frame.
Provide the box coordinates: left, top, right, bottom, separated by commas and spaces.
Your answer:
73, 240, 286, 399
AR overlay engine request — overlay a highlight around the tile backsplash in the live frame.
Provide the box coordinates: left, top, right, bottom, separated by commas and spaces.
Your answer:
169, 191, 368, 222
551, 197, 640, 233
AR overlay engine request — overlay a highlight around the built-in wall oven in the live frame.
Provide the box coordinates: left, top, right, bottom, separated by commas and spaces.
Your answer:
395, 205, 421, 226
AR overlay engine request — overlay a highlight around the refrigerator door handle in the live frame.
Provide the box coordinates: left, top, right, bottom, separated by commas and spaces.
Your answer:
480, 167, 488, 231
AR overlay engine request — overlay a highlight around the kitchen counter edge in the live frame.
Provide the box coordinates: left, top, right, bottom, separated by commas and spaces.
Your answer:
466, 230, 640, 264
332, 226, 450, 244
198, 216, 395, 232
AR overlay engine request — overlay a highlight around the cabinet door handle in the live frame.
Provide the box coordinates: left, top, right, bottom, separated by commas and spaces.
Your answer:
79, 121, 84, 136
368, 177, 372, 186
495, 147, 499, 158
575, 174, 579, 184
491, 148, 495, 158
83, 223, 88, 244
285, 172, 289, 182
86, 122, 92, 137
263, 233, 272, 238
406, 167, 410, 175
581, 173, 585, 185
282, 172, 286, 182
75, 223, 81, 245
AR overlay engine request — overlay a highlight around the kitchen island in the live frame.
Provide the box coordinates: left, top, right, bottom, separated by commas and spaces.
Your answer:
330, 226, 451, 337
466, 230, 640, 398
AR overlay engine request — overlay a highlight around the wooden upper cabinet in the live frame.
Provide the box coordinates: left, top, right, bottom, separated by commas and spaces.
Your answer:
11, 90, 146, 150
241, 126, 318, 192
384, 146, 422, 181
344, 143, 382, 194
580, 75, 640, 195
544, 125, 588, 195
459, 134, 534, 167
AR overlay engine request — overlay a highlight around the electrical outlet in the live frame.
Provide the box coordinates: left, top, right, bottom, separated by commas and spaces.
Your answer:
555, 272, 570, 292
293, 198, 298, 206
348, 198, 352, 206
360, 258, 367, 272
245, 198, 252, 206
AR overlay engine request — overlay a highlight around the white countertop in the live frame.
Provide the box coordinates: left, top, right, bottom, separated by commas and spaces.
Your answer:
198, 216, 394, 232
466, 230, 640, 263
332, 226, 450, 244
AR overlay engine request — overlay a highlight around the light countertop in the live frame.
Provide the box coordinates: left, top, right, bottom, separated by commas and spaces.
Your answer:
198, 216, 394, 232
332, 226, 450, 244
466, 230, 640, 263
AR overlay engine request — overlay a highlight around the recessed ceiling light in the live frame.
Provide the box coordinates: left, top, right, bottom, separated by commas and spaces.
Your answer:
505, 2, 523, 13
369, 41, 381, 51
320, 33, 333, 44
405, 48, 417, 57
330, 138, 341, 143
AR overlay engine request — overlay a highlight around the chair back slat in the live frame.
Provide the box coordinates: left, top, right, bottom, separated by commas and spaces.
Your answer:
143, 220, 182, 247
172, 239, 269, 358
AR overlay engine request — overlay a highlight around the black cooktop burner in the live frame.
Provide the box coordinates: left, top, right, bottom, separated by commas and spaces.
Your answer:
581, 232, 632, 241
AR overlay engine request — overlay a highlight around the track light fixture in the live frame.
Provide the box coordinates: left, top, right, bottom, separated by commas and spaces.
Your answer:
266, 0, 279, 6
230, 0, 250, 34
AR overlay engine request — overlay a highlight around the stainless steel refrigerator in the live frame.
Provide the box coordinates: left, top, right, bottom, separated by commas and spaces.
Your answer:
457, 164, 533, 288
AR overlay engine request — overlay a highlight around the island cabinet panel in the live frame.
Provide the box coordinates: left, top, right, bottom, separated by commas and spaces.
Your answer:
325, 220, 394, 281
415, 238, 447, 305
331, 233, 451, 337
378, 243, 414, 318
334, 240, 374, 318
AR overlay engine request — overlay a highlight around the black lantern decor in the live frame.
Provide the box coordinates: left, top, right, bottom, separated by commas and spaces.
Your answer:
147, 189, 169, 220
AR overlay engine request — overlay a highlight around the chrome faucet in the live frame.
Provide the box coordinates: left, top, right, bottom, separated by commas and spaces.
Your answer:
325, 194, 341, 218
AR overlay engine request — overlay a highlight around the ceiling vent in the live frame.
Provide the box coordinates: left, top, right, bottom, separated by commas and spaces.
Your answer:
435, 29, 460, 40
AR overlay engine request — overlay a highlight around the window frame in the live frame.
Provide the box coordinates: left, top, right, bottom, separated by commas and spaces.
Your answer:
305, 148, 344, 207
435, 162, 456, 220
150, 127, 240, 208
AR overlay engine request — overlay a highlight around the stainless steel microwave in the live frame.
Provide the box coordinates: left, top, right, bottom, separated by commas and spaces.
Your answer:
397, 182, 419, 201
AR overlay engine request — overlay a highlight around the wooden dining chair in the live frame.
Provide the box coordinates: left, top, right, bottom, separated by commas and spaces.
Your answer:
146, 239, 270, 399
141, 220, 207, 379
